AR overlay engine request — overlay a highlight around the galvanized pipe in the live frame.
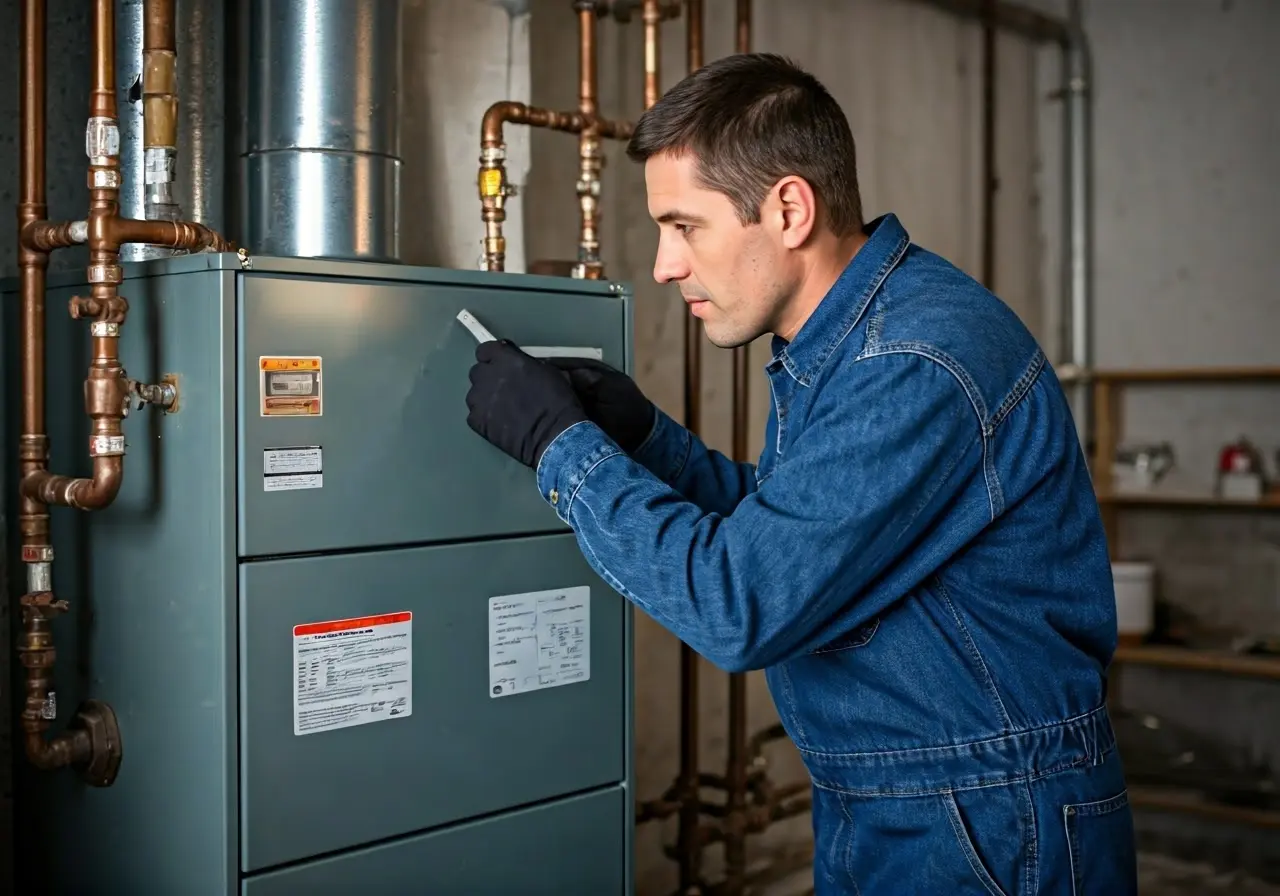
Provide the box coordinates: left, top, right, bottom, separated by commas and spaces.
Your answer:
242, 0, 404, 262
1063, 0, 1093, 445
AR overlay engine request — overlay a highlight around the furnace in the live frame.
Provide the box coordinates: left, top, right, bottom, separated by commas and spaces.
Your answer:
3, 254, 636, 894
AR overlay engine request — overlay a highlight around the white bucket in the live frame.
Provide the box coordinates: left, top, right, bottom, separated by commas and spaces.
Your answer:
1111, 561, 1155, 643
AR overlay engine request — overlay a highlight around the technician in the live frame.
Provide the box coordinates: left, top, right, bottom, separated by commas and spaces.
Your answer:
465, 52, 1137, 895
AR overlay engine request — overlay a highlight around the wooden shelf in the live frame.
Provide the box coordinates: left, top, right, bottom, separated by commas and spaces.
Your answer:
1097, 491, 1280, 511
1061, 365, 1280, 384
1113, 645, 1280, 680
1130, 784, 1280, 829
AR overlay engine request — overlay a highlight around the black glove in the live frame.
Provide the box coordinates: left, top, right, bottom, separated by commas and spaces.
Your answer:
465, 340, 589, 468
547, 358, 656, 453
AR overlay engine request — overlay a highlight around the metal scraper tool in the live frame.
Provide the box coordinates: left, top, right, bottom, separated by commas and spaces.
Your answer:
456, 309, 498, 344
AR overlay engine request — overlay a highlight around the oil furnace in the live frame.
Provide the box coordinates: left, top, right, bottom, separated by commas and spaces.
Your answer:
5, 253, 636, 894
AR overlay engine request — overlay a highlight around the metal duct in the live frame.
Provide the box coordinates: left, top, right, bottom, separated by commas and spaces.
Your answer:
116, 0, 227, 263
242, 0, 403, 263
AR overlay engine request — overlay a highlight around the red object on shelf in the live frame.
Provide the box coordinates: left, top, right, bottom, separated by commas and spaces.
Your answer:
1218, 438, 1261, 474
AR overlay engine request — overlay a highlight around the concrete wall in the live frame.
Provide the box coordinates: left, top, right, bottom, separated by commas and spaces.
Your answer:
1031, 0, 1280, 877
0, 0, 1044, 892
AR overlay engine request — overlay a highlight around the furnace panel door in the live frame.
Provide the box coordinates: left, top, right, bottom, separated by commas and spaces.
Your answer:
237, 533, 628, 872
236, 272, 628, 557
240, 786, 628, 895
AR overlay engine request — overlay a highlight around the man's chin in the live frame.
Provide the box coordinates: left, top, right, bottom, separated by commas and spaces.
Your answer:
702, 322, 756, 351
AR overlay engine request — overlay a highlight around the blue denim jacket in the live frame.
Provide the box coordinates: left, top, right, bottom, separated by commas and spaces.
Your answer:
536, 212, 1117, 773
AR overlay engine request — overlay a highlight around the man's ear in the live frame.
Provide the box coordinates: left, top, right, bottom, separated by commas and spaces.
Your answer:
771, 175, 818, 249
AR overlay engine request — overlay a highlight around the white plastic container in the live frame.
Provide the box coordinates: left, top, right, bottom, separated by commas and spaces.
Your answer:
1111, 561, 1155, 645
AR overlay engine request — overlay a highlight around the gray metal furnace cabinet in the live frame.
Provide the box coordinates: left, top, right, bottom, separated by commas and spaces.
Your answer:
3, 254, 635, 895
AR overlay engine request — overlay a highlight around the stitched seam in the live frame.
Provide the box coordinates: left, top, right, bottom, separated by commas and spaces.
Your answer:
809, 618, 881, 655
837, 793, 860, 894
991, 348, 1046, 430
781, 229, 909, 386
768, 374, 785, 456
936, 578, 1013, 732
857, 343, 1000, 518
563, 449, 625, 519
668, 425, 693, 482
935, 575, 1013, 730
776, 664, 807, 743
805, 231, 909, 385
631, 409, 664, 456
1023, 778, 1040, 896
807, 750, 1100, 798
796, 702, 1109, 761
943, 792, 1007, 896
534, 419, 595, 486
1064, 805, 1080, 896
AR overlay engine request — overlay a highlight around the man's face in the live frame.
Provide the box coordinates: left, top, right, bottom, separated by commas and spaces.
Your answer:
644, 151, 798, 348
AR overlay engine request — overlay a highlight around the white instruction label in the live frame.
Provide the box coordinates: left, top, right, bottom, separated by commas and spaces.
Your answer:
293, 611, 412, 735
489, 586, 590, 698
264, 446, 323, 492
523, 346, 604, 361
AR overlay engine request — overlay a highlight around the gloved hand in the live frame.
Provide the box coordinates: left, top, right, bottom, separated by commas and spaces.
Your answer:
548, 358, 656, 453
465, 340, 589, 468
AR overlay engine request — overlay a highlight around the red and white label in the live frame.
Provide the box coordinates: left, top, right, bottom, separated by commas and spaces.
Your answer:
293, 611, 412, 736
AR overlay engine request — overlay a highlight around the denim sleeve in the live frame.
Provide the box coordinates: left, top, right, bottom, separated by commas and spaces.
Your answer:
628, 404, 758, 517
534, 351, 982, 673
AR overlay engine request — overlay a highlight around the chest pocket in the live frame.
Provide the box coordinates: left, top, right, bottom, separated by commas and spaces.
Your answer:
809, 617, 881, 655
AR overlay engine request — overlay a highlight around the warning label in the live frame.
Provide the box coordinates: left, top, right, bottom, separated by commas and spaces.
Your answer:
264, 446, 323, 492
488, 586, 590, 698
293, 611, 412, 736
260, 356, 323, 417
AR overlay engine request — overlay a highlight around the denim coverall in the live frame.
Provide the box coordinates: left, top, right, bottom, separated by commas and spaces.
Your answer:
536, 213, 1138, 894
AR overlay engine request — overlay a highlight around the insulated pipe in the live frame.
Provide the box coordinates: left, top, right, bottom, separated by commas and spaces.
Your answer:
1063, 0, 1093, 447
15, 0, 229, 788
242, 0, 404, 262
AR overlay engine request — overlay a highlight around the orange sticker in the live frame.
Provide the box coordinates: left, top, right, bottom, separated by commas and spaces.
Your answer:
260, 356, 323, 417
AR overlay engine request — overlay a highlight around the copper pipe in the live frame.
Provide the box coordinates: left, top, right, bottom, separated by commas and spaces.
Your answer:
574, 1, 606, 279
675, 1, 706, 890
722, 4, 753, 891
477, 100, 633, 273
15, 0, 122, 788
15, 0, 228, 787
685, 0, 703, 69
142, 0, 180, 221
643, 0, 662, 108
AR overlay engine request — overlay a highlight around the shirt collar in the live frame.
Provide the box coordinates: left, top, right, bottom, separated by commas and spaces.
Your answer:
769, 213, 910, 387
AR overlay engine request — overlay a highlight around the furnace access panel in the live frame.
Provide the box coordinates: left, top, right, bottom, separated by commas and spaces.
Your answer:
234, 265, 635, 893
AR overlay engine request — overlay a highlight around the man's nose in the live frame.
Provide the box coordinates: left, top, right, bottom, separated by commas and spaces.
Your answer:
653, 240, 690, 284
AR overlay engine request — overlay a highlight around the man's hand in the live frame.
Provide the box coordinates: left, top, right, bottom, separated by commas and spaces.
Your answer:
548, 358, 656, 453
465, 340, 589, 468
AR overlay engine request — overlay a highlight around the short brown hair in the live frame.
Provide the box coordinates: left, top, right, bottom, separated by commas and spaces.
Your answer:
626, 53, 864, 237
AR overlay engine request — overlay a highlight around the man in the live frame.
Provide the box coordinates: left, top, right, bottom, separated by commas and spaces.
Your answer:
466, 53, 1137, 895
